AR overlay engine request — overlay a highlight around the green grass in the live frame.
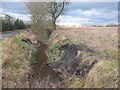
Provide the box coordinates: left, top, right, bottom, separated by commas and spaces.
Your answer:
68, 77, 85, 88
98, 49, 118, 60
12, 36, 33, 51
49, 39, 73, 62
106, 50, 118, 60
82, 51, 95, 59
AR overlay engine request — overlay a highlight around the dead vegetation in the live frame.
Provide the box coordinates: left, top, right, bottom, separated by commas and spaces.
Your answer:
2, 31, 35, 88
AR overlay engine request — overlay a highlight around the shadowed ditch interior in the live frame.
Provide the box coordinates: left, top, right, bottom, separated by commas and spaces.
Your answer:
28, 42, 62, 88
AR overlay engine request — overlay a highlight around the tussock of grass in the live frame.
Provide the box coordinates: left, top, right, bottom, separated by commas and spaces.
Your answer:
2, 32, 34, 88
84, 60, 118, 88
68, 77, 85, 88
98, 49, 118, 60
105, 50, 118, 60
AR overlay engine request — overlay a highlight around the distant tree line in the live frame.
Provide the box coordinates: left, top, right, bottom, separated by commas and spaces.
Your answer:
105, 24, 118, 27
1, 14, 30, 31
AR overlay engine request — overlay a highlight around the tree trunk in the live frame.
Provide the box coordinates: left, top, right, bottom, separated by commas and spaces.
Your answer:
53, 19, 56, 30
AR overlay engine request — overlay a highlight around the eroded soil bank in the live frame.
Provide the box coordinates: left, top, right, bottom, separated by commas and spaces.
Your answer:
25, 38, 100, 88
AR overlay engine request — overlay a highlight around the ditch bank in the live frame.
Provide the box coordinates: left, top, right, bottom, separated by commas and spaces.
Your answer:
23, 38, 100, 88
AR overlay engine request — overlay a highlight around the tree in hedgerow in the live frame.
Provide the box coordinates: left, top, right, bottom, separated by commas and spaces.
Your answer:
14, 19, 26, 29
2, 14, 16, 31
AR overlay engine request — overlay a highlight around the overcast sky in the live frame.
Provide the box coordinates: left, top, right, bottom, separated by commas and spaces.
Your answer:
1, 2, 118, 26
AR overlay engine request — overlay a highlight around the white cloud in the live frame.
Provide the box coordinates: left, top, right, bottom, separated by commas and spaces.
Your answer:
57, 15, 95, 25
58, 22, 81, 26
71, 8, 117, 19
57, 8, 118, 26
0, 8, 31, 21
59, 15, 90, 22
5, 12, 31, 21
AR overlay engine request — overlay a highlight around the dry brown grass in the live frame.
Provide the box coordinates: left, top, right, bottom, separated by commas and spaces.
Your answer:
49, 26, 118, 88
52, 27, 118, 60
56, 27, 118, 51
2, 31, 35, 88
84, 60, 118, 88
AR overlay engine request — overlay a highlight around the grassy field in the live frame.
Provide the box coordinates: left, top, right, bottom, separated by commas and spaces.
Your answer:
1, 26, 118, 88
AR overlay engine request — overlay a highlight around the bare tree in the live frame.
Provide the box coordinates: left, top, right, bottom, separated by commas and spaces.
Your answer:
49, 1, 69, 30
